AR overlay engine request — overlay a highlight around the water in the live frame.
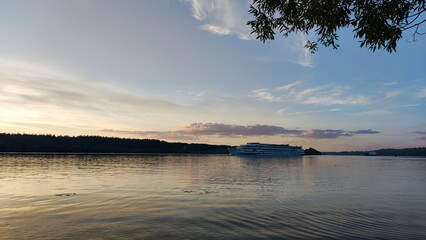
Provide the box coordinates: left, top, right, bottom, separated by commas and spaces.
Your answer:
0, 154, 425, 239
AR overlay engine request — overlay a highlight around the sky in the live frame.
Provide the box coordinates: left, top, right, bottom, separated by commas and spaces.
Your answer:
0, 0, 425, 151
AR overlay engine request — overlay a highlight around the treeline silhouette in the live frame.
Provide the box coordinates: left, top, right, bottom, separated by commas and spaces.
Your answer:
326, 148, 426, 157
0, 133, 230, 154
304, 147, 322, 155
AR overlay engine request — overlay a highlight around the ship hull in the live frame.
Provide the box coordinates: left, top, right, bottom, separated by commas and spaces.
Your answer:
228, 142, 304, 157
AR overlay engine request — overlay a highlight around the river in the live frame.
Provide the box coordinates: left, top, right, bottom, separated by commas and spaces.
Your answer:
1, 154, 425, 239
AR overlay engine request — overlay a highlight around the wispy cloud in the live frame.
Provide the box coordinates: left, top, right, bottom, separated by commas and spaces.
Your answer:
103, 123, 302, 140
186, 0, 252, 40
185, 1, 313, 67
354, 109, 391, 116
413, 131, 426, 141
301, 129, 380, 139
402, 104, 419, 107
277, 108, 341, 116
0, 58, 186, 130
195, 91, 207, 97
291, 33, 313, 67
382, 81, 399, 86
252, 88, 281, 102
188, 0, 207, 20
275, 81, 302, 91
251, 83, 369, 106
385, 90, 400, 99
103, 123, 380, 140
417, 88, 426, 98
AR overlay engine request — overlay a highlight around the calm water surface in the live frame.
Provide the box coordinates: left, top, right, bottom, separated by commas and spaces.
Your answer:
0, 154, 425, 239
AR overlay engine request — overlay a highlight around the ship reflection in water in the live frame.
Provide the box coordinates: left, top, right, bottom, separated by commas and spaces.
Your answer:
1, 154, 426, 239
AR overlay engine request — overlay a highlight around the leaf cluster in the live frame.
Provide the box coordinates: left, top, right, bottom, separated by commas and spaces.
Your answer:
248, 0, 426, 52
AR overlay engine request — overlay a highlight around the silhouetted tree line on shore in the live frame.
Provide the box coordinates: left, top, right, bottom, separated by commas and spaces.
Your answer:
2, 133, 422, 156
325, 148, 426, 157
304, 148, 322, 155
0, 133, 230, 154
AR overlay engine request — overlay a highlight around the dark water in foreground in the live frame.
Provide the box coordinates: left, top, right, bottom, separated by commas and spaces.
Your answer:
0, 155, 425, 239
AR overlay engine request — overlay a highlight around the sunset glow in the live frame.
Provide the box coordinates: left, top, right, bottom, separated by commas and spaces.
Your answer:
0, 0, 425, 151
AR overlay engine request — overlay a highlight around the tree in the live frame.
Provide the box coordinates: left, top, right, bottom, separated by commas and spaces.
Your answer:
248, 0, 426, 52
304, 147, 322, 155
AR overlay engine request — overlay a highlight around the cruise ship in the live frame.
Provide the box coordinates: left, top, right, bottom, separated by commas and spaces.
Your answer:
228, 142, 304, 156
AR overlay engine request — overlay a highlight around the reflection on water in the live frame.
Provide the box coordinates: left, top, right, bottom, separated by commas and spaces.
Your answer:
1, 154, 425, 239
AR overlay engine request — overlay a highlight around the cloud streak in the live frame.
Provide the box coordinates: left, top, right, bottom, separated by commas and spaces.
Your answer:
355, 109, 391, 116
385, 90, 400, 99
186, 0, 252, 40
382, 81, 399, 86
413, 131, 426, 141
0, 58, 188, 130
185, 0, 313, 67
292, 33, 313, 67
252, 82, 369, 106
417, 88, 426, 98
276, 108, 341, 116
102, 123, 380, 141
0, 59, 180, 111
301, 129, 381, 139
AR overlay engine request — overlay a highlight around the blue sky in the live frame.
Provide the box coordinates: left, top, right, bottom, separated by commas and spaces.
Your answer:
0, 0, 425, 151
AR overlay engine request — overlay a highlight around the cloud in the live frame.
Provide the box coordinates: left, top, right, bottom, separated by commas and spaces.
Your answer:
275, 81, 302, 91
185, 1, 314, 67
103, 123, 303, 140
184, 123, 304, 136
103, 123, 380, 141
277, 108, 341, 116
252, 84, 369, 105
351, 129, 382, 134
301, 129, 380, 139
385, 90, 400, 99
296, 86, 370, 105
301, 129, 349, 139
186, 0, 252, 40
382, 81, 399, 86
274, 109, 287, 115
195, 91, 207, 97
417, 88, 426, 98
402, 104, 419, 107
0, 58, 187, 129
413, 131, 426, 141
291, 33, 313, 67
252, 88, 281, 102
355, 109, 391, 116
414, 131, 426, 134
302, 93, 368, 105
0, 59, 179, 110
188, 0, 207, 20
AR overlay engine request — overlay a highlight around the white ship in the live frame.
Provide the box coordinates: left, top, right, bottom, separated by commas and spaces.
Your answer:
229, 142, 304, 156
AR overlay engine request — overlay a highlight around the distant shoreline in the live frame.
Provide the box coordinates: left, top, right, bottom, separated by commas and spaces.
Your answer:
324, 148, 426, 157
0, 133, 425, 156
0, 133, 229, 154
0, 152, 227, 156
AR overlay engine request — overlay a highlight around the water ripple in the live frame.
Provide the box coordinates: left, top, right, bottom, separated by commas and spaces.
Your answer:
1, 154, 426, 239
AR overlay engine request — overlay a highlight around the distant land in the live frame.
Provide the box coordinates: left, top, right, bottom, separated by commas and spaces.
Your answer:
325, 148, 426, 157
0, 133, 325, 155
0, 133, 424, 156
0, 133, 229, 154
